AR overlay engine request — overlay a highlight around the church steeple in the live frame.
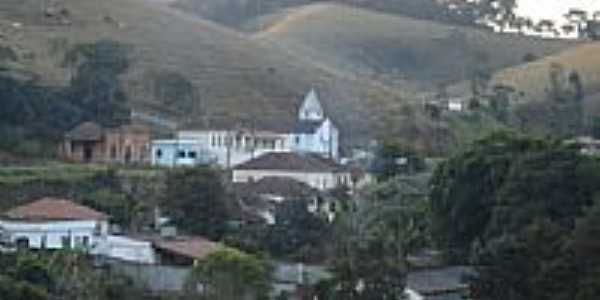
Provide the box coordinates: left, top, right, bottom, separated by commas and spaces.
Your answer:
298, 88, 324, 121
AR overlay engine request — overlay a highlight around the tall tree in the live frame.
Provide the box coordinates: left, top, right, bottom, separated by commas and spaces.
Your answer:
186, 248, 272, 300
162, 167, 229, 240
318, 175, 429, 299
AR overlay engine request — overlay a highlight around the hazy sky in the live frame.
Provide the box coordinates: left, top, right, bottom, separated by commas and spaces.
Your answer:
516, 0, 600, 22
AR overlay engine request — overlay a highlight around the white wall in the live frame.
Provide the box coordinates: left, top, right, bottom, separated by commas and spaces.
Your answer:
290, 119, 339, 160
0, 219, 108, 250
178, 130, 291, 168
99, 235, 156, 264
233, 169, 351, 190
151, 140, 215, 167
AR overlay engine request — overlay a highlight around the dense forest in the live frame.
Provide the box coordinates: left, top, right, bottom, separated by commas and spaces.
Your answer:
431, 132, 600, 300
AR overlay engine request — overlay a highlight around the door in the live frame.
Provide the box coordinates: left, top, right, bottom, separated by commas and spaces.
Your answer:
83, 145, 94, 162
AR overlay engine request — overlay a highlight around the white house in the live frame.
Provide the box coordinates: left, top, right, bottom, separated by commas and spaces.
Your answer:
151, 139, 217, 167
0, 198, 109, 251
176, 129, 290, 168
232, 152, 351, 191
159, 89, 340, 168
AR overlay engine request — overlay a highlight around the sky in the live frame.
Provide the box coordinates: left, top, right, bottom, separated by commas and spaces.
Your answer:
515, 0, 600, 22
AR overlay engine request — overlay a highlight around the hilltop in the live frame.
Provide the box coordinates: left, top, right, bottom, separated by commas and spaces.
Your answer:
251, 3, 574, 90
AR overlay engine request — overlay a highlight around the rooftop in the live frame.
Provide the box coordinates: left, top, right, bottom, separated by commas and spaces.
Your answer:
234, 152, 344, 172
65, 122, 104, 141
143, 235, 222, 261
3, 198, 109, 221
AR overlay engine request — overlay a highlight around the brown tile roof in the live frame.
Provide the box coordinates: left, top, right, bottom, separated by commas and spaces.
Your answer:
150, 236, 222, 261
235, 152, 344, 172
65, 122, 104, 141
3, 198, 109, 221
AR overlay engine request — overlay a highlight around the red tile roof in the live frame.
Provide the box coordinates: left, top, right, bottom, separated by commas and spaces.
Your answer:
150, 236, 222, 261
3, 198, 109, 221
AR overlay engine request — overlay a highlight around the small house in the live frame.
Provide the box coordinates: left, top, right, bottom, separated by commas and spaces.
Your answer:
0, 198, 109, 251
151, 139, 217, 167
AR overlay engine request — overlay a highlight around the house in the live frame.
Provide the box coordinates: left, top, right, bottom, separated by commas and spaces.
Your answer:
233, 177, 323, 224
447, 98, 465, 112
163, 88, 339, 168
406, 266, 474, 299
61, 122, 151, 164
0, 198, 109, 251
151, 139, 217, 167
232, 152, 351, 191
565, 136, 600, 155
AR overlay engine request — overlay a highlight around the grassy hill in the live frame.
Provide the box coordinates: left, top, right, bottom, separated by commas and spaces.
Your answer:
251, 3, 574, 89
488, 43, 600, 100
0, 0, 421, 148
170, 0, 473, 31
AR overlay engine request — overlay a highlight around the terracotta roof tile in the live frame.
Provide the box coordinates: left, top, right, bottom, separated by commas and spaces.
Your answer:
149, 236, 222, 261
3, 198, 109, 221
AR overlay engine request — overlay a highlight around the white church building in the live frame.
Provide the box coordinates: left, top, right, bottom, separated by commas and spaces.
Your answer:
151, 89, 339, 168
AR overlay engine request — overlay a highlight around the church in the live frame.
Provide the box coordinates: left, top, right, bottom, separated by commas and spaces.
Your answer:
151, 89, 340, 168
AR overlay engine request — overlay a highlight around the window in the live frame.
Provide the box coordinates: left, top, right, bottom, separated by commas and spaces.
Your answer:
188, 151, 197, 159
217, 135, 222, 146
74, 236, 82, 247
156, 149, 163, 158
295, 136, 301, 145
211, 134, 216, 147
177, 150, 186, 158
41, 236, 47, 249
82, 236, 90, 248
61, 236, 71, 249
15, 237, 29, 249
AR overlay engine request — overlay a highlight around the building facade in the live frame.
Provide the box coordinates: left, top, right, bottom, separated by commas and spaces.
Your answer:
0, 198, 110, 251
151, 139, 217, 167
155, 89, 339, 168
61, 122, 151, 165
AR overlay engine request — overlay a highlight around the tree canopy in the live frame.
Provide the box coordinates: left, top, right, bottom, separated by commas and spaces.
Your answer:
430, 131, 600, 300
162, 167, 230, 240
186, 248, 272, 300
